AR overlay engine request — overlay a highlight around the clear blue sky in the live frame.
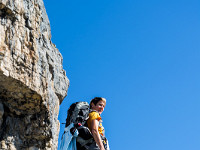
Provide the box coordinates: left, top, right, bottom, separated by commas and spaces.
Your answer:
43, 0, 200, 149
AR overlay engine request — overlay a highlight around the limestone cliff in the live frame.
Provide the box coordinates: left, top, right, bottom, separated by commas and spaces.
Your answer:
0, 0, 69, 149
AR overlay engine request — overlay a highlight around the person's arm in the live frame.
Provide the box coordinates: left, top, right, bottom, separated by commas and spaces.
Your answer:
91, 119, 105, 150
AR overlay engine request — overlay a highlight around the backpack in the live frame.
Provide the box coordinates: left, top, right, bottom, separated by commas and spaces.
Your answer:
64, 102, 94, 150
65, 101, 90, 127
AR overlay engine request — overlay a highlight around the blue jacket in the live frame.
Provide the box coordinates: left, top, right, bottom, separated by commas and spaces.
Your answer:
60, 123, 79, 150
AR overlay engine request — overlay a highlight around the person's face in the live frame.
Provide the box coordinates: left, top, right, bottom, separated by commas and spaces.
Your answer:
91, 100, 105, 114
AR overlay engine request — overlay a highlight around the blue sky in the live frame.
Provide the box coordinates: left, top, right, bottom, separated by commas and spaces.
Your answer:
43, 0, 200, 149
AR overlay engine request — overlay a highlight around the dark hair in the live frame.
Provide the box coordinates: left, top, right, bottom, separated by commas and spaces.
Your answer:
90, 97, 106, 109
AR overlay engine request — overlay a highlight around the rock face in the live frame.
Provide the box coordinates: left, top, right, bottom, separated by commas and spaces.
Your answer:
0, 0, 69, 149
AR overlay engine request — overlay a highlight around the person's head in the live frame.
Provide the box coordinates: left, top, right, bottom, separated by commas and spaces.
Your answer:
90, 97, 106, 114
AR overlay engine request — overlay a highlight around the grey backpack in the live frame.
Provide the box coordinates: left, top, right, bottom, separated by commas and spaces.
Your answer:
65, 101, 90, 127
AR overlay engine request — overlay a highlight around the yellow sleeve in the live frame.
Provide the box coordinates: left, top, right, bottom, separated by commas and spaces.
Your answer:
87, 111, 101, 131
88, 111, 101, 121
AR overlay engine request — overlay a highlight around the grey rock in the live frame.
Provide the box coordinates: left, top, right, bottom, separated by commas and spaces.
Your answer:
0, 103, 4, 118
0, 0, 69, 149
0, 102, 3, 127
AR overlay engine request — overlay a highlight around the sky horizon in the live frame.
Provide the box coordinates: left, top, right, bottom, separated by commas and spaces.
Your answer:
43, 0, 200, 149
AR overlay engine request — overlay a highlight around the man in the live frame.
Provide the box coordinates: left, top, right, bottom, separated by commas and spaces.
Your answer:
87, 97, 109, 150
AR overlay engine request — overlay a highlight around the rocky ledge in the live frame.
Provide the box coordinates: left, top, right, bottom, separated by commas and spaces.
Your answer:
0, 0, 69, 149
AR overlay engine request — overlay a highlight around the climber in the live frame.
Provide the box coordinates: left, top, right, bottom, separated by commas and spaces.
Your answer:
87, 97, 110, 150
60, 98, 109, 150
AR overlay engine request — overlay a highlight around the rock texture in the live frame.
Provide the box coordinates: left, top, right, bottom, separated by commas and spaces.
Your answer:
0, 0, 69, 149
